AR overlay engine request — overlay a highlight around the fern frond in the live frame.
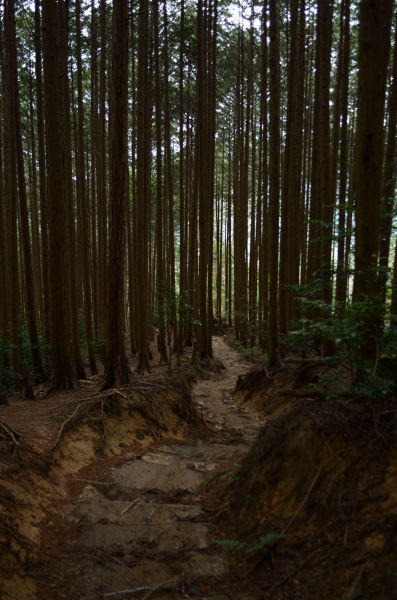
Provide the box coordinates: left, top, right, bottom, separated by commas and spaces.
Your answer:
212, 539, 246, 551
246, 533, 286, 553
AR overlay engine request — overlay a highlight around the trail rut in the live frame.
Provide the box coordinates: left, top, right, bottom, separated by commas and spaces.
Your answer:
42, 338, 264, 599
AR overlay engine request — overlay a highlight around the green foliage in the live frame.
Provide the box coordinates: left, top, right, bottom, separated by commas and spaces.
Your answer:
212, 532, 285, 554
77, 309, 86, 349
77, 310, 106, 360
246, 533, 286, 553
201, 469, 219, 488
151, 282, 201, 373
93, 336, 106, 361
212, 539, 246, 551
0, 337, 18, 393
152, 283, 200, 332
0, 321, 53, 391
19, 322, 51, 379
284, 275, 397, 399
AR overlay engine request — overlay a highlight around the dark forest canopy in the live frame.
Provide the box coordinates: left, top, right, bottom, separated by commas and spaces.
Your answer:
0, 0, 396, 394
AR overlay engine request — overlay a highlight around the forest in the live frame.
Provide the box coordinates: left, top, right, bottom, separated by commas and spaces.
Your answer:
0, 0, 394, 392
0, 0, 397, 599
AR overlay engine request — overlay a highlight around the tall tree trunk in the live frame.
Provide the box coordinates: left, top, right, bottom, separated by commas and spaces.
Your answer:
279, 0, 299, 337
59, 0, 86, 381
154, 0, 168, 363
99, 0, 108, 327
128, 0, 138, 356
354, 0, 393, 363
91, 0, 99, 336
137, 0, 150, 373
34, 0, 50, 343
378, 14, 397, 307
268, 0, 281, 366
197, 0, 208, 357
163, 1, 176, 353
29, 68, 43, 324
76, 0, 97, 375
0, 49, 8, 342
10, 0, 44, 380
307, 8, 321, 285
178, 0, 186, 359
319, 0, 334, 356
103, 0, 130, 388
4, 0, 20, 386
335, 0, 350, 307
43, 0, 79, 390
258, 0, 268, 347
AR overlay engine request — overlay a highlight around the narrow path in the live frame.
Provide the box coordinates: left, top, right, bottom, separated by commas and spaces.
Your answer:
53, 338, 263, 600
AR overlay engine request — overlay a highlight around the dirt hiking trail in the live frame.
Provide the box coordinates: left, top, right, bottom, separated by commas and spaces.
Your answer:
33, 338, 263, 600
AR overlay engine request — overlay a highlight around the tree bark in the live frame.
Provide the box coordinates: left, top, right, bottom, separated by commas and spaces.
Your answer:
378, 14, 397, 307
4, 0, 20, 386
103, 0, 130, 389
268, 0, 282, 366
10, 0, 44, 379
154, 0, 168, 363
354, 0, 393, 362
43, 0, 79, 390
34, 0, 50, 342
335, 0, 350, 307
137, 0, 150, 373
76, 0, 97, 375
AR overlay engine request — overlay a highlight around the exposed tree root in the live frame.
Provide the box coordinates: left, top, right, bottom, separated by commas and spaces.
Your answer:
0, 515, 36, 565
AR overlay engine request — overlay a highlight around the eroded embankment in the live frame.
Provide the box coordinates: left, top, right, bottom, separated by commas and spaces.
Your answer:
213, 361, 397, 600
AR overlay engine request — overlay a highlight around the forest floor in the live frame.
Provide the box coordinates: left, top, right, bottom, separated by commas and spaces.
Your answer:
0, 334, 397, 600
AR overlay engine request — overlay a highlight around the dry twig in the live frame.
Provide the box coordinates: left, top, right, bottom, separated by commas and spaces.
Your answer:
120, 488, 156, 516
141, 579, 178, 600
348, 560, 368, 600
50, 404, 84, 452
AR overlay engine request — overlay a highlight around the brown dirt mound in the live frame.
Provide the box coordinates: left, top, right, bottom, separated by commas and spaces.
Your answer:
212, 367, 397, 599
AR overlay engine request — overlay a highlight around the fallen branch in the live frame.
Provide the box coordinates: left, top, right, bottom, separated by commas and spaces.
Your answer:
120, 498, 140, 516
70, 478, 156, 492
131, 381, 164, 389
71, 478, 115, 485
120, 488, 157, 516
152, 447, 179, 456
50, 404, 83, 452
141, 579, 179, 600
102, 587, 152, 597
50, 392, 124, 452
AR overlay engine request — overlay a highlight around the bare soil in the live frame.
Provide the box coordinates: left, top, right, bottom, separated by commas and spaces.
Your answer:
0, 336, 264, 600
216, 358, 397, 600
